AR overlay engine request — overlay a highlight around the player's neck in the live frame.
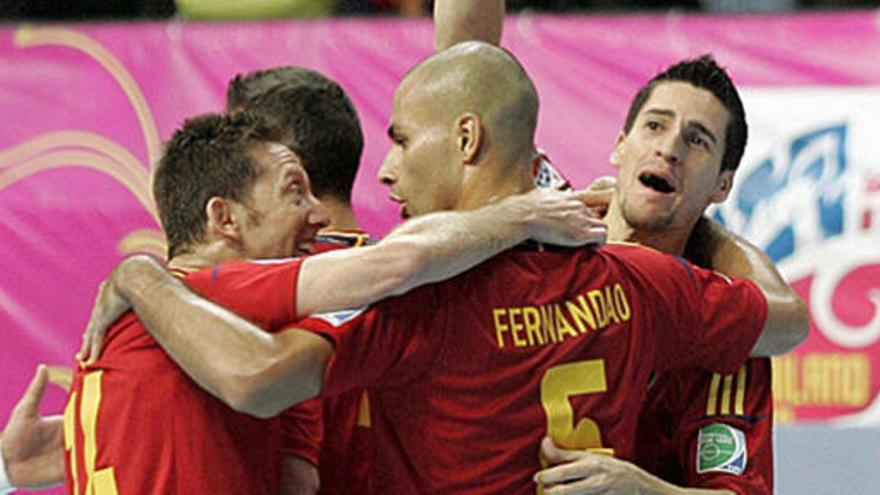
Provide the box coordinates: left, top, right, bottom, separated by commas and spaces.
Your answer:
606, 202, 692, 256
166, 242, 241, 273
319, 196, 360, 232
454, 156, 534, 211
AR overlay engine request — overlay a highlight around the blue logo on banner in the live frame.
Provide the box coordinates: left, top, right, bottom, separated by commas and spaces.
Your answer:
713, 124, 848, 263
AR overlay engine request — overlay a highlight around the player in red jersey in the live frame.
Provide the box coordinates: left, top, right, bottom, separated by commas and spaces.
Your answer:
227, 67, 376, 494
77, 43, 806, 495
65, 260, 312, 495
228, 57, 572, 495
533, 56, 777, 495
433, 2, 779, 492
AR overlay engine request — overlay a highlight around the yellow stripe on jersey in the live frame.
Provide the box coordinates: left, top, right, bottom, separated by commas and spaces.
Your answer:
720, 375, 734, 415
81, 372, 102, 477
80, 371, 119, 495
706, 373, 721, 415
735, 365, 748, 416
706, 365, 749, 417
64, 391, 80, 495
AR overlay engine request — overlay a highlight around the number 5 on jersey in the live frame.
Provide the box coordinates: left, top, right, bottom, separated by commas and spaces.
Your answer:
541, 359, 613, 455
64, 371, 119, 495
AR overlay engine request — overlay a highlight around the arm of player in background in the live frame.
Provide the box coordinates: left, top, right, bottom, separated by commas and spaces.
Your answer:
685, 217, 809, 357
0, 366, 67, 491
533, 437, 735, 495
77, 188, 606, 417
434, 0, 504, 52
281, 455, 320, 495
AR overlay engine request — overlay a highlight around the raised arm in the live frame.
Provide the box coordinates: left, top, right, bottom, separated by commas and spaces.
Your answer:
685, 217, 808, 356
434, 0, 504, 51
79, 189, 605, 417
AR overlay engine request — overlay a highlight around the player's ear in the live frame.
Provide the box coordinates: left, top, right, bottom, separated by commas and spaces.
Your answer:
710, 170, 734, 204
610, 132, 626, 168
456, 113, 482, 165
205, 196, 240, 240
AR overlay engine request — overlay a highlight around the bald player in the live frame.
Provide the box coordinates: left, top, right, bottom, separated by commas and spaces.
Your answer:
431, 2, 787, 493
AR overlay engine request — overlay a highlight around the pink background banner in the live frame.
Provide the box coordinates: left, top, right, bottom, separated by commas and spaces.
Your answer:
1, 14, 879, 484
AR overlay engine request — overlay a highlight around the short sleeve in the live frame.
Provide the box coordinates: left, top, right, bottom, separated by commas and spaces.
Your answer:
294, 286, 445, 396
653, 259, 767, 374
185, 258, 302, 330
279, 398, 323, 467
675, 360, 774, 494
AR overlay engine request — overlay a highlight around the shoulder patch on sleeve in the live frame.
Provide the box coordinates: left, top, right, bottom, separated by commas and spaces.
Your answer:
697, 423, 748, 475
311, 306, 368, 327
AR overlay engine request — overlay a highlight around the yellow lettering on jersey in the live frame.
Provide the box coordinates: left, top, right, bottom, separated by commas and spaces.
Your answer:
554, 306, 579, 341
540, 305, 557, 344
523, 306, 544, 346
604, 286, 620, 325
493, 309, 509, 348
566, 296, 596, 334
587, 289, 609, 328
509, 308, 527, 347
492, 284, 632, 349
613, 284, 631, 320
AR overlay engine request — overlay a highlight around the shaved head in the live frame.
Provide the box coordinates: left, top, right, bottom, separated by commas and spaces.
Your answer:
398, 41, 539, 163
378, 42, 541, 218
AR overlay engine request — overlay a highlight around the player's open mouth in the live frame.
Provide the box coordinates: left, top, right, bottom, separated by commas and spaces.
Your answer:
638, 171, 676, 194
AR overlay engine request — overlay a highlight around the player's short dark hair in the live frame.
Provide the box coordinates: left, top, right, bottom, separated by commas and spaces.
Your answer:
226, 67, 364, 201
623, 54, 748, 173
153, 111, 274, 258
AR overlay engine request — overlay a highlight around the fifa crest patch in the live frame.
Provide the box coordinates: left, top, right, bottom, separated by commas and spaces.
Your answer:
312, 307, 367, 327
696, 424, 747, 475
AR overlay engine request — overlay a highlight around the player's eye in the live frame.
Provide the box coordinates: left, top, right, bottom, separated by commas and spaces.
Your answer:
687, 133, 710, 151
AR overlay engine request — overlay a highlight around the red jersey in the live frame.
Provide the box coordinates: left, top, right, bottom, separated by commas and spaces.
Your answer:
308, 230, 377, 495
63, 259, 318, 495
635, 358, 773, 494
295, 243, 768, 494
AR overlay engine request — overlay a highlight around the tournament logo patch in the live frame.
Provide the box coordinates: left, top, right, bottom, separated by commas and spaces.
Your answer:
696, 423, 747, 475
311, 307, 367, 327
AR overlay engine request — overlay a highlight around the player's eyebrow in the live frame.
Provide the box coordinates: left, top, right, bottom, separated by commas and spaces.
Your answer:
688, 121, 718, 146
644, 108, 718, 146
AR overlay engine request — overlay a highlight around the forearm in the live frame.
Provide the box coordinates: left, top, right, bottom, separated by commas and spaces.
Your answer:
114, 256, 330, 417
297, 194, 534, 316
633, 468, 735, 495
434, 0, 504, 51
689, 218, 808, 356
